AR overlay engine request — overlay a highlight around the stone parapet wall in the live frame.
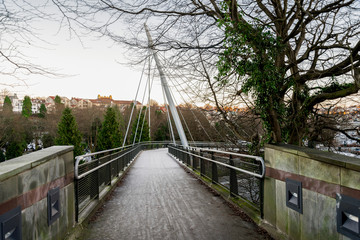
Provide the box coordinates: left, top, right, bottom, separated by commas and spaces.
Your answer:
0, 146, 75, 240
264, 144, 360, 240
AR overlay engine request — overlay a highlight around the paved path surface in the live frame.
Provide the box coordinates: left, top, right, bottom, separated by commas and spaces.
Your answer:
83, 148, 265, 240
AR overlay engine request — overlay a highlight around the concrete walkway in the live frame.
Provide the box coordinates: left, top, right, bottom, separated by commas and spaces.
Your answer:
83, 149, 265, 240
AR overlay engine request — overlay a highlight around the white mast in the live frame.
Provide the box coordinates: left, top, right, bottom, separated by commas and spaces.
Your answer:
144, 24, 189, 147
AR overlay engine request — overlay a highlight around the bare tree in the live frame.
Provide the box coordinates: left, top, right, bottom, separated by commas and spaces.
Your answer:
0, 0, 57, 87
52, 0, 360, 145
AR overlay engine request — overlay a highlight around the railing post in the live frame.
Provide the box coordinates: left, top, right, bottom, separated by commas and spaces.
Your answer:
229, 155, 238, 197
108, 155, 112, 185
192, 148, 197, 170
120, 154, 124, 171
181, 146, 184, 163
126, 149, 129, 165
211, 152, 218, 184
116, 152, 119, 177
200, 150, 205, 177
178, 146, 181, 160
96, 164, 100, 199
186, 147, 190, 166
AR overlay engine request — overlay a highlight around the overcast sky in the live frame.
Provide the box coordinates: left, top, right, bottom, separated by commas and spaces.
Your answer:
1, 13, 169, 105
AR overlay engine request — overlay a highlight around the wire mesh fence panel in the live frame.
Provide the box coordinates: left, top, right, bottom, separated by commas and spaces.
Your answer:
167, 144, 265, 213
110, 159, 117, 178
236, 172, 261, 206
215, 162, 230, 187
77, 160, 99, 213
203, 155, 212, 180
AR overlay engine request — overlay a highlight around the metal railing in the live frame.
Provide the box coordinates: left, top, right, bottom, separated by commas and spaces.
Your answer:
168, 144, 265, 217
74, 141, 169, 222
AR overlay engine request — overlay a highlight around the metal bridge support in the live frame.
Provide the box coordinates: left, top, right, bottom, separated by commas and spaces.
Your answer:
229, 155, 239, 197
144, 24, 189, 148
211, 153, 218, 184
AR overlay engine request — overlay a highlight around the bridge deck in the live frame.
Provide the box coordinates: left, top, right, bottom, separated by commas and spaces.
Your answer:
83, 148, 266, 240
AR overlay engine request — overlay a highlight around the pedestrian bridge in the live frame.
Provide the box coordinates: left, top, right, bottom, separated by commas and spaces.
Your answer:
82, 148, 265, 240
1, 142, 360, 240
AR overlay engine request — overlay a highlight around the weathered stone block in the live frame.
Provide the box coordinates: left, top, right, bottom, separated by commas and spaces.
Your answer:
317, 194, 339, 240
17, 162, 49, 194
63, 151, 75, 175
288, 207, 301, 240
22, 198, 49, 240
340, 168, 360, 190
48, 157, 65, 182
267, 148, 299, 174
0, 176, 18, 203
0, 160, 32, 182
276, 180, 289, 234
66, 183, 75, 228
264, 148, 275, 166
300, 189, 319, 240
299, 156, 340, 184
264, 177, 276, 225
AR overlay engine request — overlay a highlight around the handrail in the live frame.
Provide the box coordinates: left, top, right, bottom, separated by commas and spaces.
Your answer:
193, 146, 265, 178
74, 141, 170, 180
75, 141, 171, 159
75, 146, 140, 179
168, 145, 265, 178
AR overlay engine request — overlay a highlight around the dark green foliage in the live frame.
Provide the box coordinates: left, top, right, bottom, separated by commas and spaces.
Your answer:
39, 103, 47, 118
130, 109, 150, 143
97, 107, 122, 151
154, 122, 170, 141
217, 6, 285, 142
90, 117, 102, 151
54, 95, 64, 113
3, 96, 12, 112
22, 96, 32, 118
318, 81, 353, 94
42, 134, 54, 148
0, 150, 5, 162
0, 113, 31, 160
55, 107, 83, 156
6, 141, 26, 160
54, 95, 61, 104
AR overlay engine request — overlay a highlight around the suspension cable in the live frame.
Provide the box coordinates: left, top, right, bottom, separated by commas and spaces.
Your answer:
165, 69, 213, 142
158, 53, 246, 141
138, 70, 155, 143
159, 55, 226, 142
167, 82, 196, 143
133, 56, 153, 144
122, 58, 148, 147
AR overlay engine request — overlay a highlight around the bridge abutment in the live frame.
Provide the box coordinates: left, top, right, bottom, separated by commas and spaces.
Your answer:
0, 146, 75, 240
264, 144, 360, 240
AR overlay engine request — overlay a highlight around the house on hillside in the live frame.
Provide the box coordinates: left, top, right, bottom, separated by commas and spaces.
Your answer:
46, 96, 71, 111
11, 94, 22, 113
31, 98, 45, 114
70, 97, 93, 109
89, 95, 141, 110
78, 99, 92, 108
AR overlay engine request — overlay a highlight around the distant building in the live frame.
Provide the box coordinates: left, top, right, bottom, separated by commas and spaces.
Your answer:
31, 98, 45, 114
43, 95, 141, 111
10, 94, 22, 113
2, 94, 142, 113
89, 95, 141, 110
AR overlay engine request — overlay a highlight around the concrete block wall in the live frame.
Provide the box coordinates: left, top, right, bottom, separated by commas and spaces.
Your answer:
0, 146, 75, 240
264, 144, 360, 240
